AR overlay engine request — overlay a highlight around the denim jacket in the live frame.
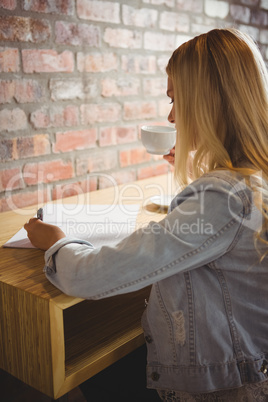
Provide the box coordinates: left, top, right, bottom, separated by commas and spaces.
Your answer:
44, 170, 268, 393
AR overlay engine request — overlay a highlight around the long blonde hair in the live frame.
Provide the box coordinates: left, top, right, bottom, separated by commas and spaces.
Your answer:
166, 28, 268, 257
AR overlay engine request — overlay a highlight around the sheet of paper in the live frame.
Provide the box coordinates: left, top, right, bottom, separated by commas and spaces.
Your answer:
3, 203, 140, 249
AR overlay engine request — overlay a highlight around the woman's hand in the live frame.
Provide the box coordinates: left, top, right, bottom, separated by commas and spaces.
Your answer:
163, 146, 175, 166
24, 218, 66, 251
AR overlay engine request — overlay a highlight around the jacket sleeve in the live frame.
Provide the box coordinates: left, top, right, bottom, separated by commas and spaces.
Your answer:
44, 176, 247, 299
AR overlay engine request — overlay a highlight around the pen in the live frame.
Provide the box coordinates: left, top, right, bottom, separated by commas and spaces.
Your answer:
37, 208, 43, 221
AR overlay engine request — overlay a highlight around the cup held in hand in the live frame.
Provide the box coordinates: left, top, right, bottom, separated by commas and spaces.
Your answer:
141, 125, 176, 155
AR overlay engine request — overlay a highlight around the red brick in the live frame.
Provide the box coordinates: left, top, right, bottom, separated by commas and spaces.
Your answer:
101, 77, 140, 97
52, 177, 98, 200
77, 0, 120, 23
122, 5, 158, 27
0, 135, 50, 161
0, 139, 14, 161
0, 47, 19, 72
137, 165, 154, 180
137, 163, 169, 180
80, 103, 121, 124
160, 11, 190, 32
17, 135, 51, 158
154, 163, 170, 175
0, 16, 51, 43
50, 78, 98, 101
23, 159, 74, 185
0, 0, 16, 11
104, 28, 142, 49
30, 105, 79, 129
0, 80, 15, 103
0, 108, 27, 132
22, 49, 74, 73
143, 78, 166, 96
34, 135, 51, 156
0, 189, 50, 212
123, 101, 157, 120
116, 126, 138, 144
99, 126, 137, 147
77, 52, 118, 72
55, 21, 100, 46
144, 31, 175, 51
76, 150, 118, 175
121, 55, 156, 74
0, 167, 22, 192
0, 79, 45, 104
15, 79, 45, 103
119, 147, 151, 168
53, 129, 97, 153
23, 0, 74, 15
99, 170, 136, 189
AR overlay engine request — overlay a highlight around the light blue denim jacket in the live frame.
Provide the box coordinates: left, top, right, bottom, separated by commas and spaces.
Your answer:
44, 170, 268, 393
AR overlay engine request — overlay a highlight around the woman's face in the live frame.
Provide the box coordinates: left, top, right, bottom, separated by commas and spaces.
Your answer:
167, 77, 175, 124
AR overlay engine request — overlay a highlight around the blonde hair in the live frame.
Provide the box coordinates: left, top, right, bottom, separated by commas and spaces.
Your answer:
166, 28, 268, 257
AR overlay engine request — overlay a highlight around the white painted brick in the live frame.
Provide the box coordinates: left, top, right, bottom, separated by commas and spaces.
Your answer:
241, 0, 258, 5
122, 5, 158, 28
144, 32, 175, 51
205, 0, 229, 19
104, 28, 142, 49
143, 0, 174, 7
239, 25, 259, 41
160, 11, 190, 33
260, 29, 268, 44
230, 5, 250, 24
191, 24, 217, 34
50, 79, 98, 101
260, 0, 268, 10
77, 0, 120, 23
177, 0, 203, 13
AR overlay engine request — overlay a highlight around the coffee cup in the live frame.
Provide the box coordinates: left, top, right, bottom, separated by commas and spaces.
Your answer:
141, 125, 176, 155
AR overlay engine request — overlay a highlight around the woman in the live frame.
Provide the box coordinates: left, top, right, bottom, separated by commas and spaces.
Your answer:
25, 29, 268, 401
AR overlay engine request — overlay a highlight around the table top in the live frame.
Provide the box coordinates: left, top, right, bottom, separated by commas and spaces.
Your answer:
0, 173, 177, 309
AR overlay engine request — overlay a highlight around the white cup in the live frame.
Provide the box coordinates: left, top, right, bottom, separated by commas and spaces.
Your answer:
141, 125, 176, 155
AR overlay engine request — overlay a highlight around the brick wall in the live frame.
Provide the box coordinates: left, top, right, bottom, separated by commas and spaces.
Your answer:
1, 0, 268, 211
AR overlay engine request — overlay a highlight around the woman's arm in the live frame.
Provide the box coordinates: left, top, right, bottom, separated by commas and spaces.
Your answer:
24, 218, 66, 250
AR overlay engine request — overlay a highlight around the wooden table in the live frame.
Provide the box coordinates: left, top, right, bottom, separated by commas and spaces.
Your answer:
0, 173, 176, 399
